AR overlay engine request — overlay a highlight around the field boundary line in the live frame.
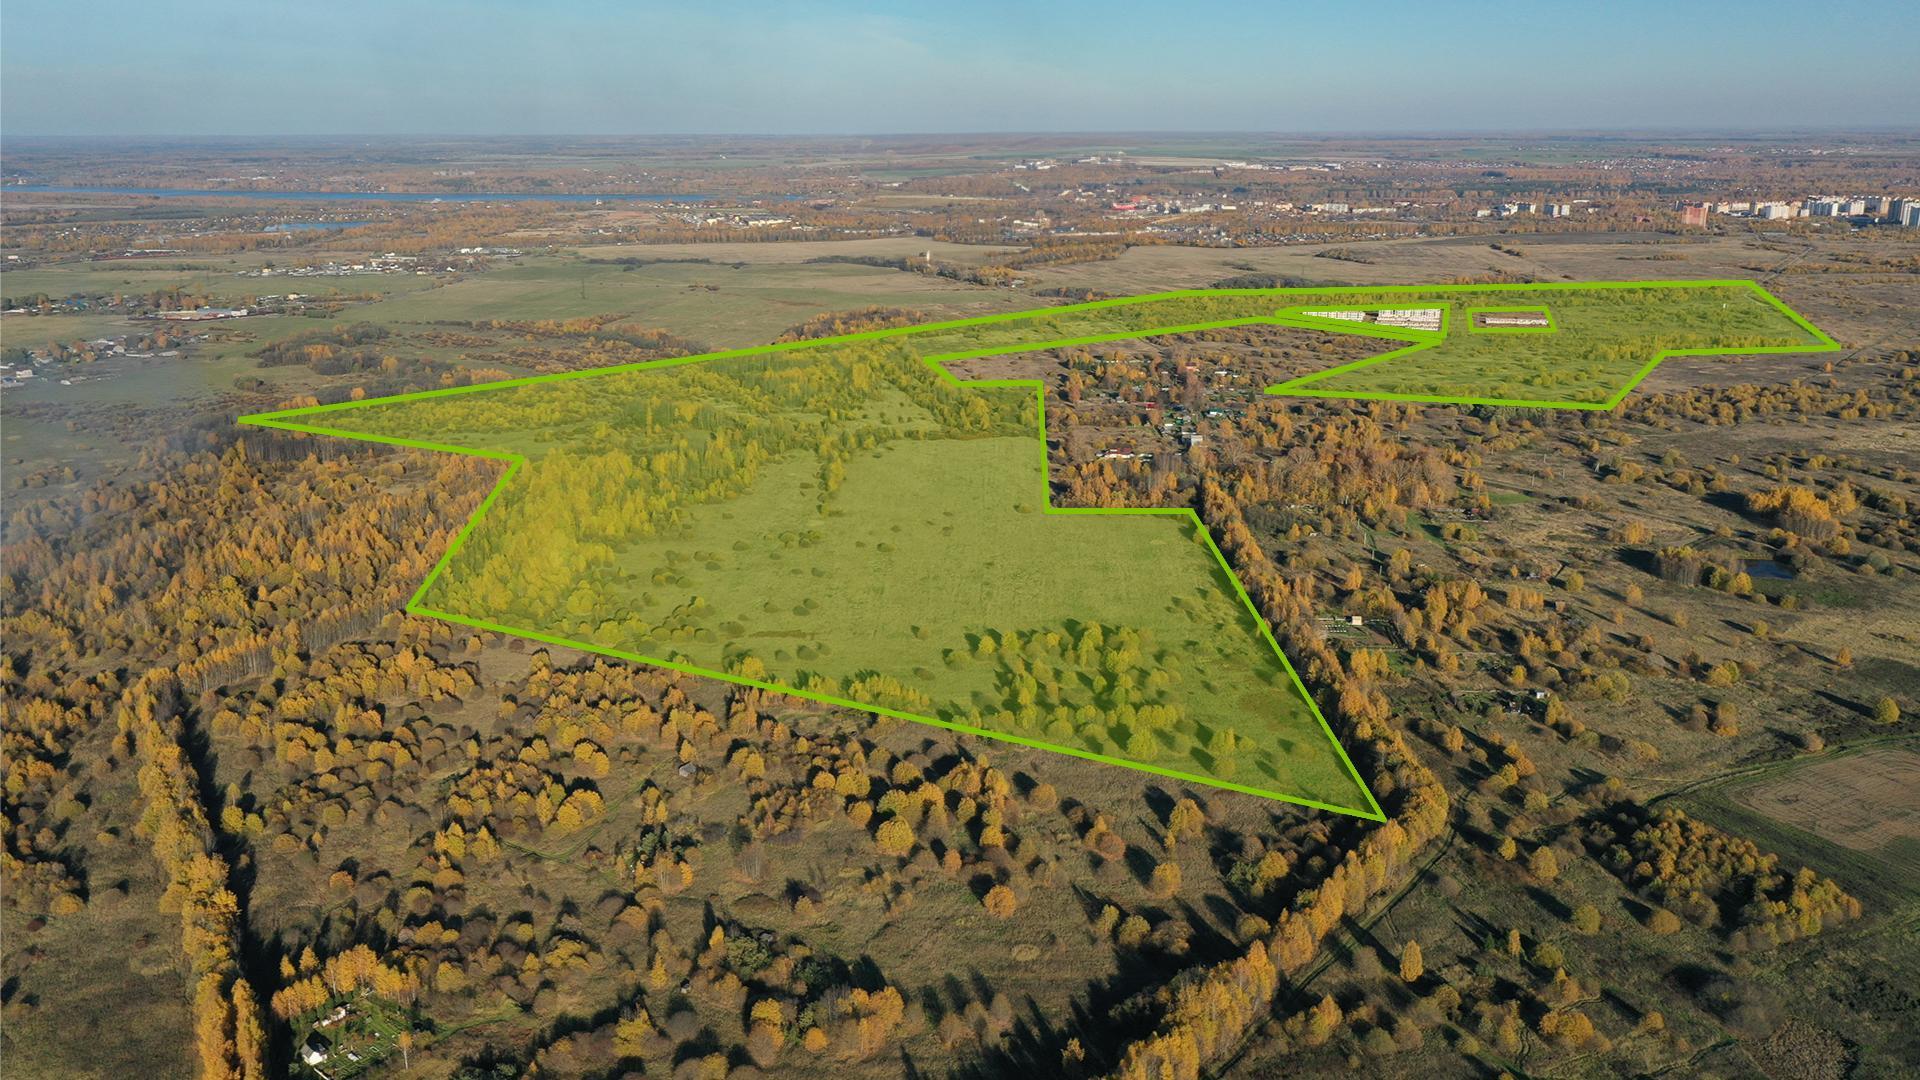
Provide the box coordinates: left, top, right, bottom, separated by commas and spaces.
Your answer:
238, 280, 1836, 819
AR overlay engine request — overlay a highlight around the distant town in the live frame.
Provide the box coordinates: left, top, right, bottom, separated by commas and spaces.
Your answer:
1677, 194, 1920, 227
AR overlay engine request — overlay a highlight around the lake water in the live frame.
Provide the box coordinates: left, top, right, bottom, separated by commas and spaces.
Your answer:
1743, 558, 1797, 581
7, 184, 715, 203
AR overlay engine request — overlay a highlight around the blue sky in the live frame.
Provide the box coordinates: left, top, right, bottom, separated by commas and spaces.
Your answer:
3, 0, 1916, 135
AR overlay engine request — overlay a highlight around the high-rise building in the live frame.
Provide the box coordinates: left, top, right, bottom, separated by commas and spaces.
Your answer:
1679, 204, 1709, 227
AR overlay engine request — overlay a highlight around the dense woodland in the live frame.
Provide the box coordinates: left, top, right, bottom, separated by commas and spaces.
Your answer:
6, 312, 1913, 1077
4, 133, 1918, 1078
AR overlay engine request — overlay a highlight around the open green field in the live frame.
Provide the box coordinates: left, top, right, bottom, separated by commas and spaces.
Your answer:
334, 253, 1036, 347
238, 280, 1833, 816
1272, 285, 1831, 405
894, 280, 1833, 408
1676, 738, 1920, 913
3, 264, 247, 300
1, 312, 156, 350
243, 327, 1382, 814
1, 258, 442, 305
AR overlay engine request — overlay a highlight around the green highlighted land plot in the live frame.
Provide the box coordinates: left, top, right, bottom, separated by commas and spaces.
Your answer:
893, 279, 1830, 407
1266, 282, 1832, 406
240, 280, 1834, 817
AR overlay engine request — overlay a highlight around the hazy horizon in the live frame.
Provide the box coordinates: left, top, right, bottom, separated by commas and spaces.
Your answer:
4, 126, 1917, 143
5, 0, 1917, 138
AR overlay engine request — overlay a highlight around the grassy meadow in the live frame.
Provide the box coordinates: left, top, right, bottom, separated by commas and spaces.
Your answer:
248, 334, 1375, 813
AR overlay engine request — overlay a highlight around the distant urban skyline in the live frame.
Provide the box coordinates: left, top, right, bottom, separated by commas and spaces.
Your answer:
4, 0, 1917, 137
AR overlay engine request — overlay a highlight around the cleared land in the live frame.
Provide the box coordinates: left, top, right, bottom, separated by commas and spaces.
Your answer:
1273, 284, 1828, 405
244, 332, 1379, 815
1676, 740, 1920, 917
1738, 746, 1920, 855
328, 253, 1035, 347
898, 281, 1829, 407
239, 280, 1835, 817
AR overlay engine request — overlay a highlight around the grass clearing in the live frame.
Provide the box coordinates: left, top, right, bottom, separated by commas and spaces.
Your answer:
892, 281, 1831, 407
1678, 740, 1920, 912
1736, 746, 1920, 856
332, 254, 1035, 347
243, 326, 1384, 814
1278, 284, 1827, 405
237, 279, 1835, 816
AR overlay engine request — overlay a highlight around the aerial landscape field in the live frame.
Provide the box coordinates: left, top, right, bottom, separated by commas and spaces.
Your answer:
3, 3, 1918, 1079
230, 279, 1831, 818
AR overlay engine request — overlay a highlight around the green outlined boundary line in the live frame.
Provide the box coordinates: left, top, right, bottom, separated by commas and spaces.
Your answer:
237, 279, 1836, 820
242, 391, 1387, 819
1263, 279, 1837, 409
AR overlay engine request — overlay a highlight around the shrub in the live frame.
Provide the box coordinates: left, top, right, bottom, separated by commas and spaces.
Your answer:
874, 817, 914, 857
1571, 904, 1602, 935
1148, 860, 1182, 898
